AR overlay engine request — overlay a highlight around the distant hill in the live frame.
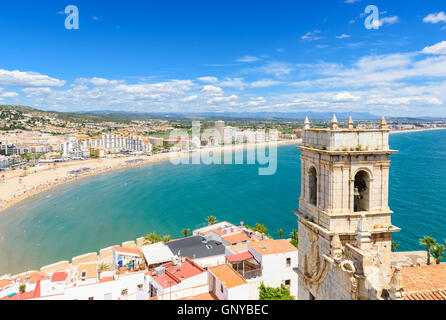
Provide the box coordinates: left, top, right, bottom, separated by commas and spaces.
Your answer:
0, 105, 132, 124
78, 110, 382, 121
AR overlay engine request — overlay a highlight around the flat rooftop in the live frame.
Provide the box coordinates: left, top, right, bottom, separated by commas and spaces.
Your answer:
165, 236, 226, 259
249, 239, 297, 256
391, 251, 432, 268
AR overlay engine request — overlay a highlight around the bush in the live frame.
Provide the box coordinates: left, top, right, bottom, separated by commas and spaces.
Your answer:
258, 282, 295, 300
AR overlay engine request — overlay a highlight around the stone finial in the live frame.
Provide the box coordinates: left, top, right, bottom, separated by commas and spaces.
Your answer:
331, 233, 343, 259
331, 233, 342, 250
389, 267, 405, 300
356, 212, 371, 249
380, 116, 388, 130
390, 267, 403, 291
304, 116, 310, 130
348, 116, 354, 129
330, 114, 338, 130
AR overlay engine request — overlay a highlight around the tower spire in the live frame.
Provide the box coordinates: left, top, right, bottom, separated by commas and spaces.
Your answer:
380, 116, 388, 130
348, 116, 354, 129
330, 114, 339, 130
304, 116, 310, 130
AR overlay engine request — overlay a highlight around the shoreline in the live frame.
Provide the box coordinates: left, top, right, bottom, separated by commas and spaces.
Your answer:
0, 139, 300, 214
389, 127, 446, 134
1, 126, 444, 213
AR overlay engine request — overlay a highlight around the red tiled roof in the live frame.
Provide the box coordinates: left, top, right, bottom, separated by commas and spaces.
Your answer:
17, 271, 47, 284
0, 280, 41, 301
180, 292, 218, 300
51, 272, 67, 283
151, 257, 205, 288
0, 279, 12, 290
222, 232, 250, 244
401, 264, 446, 300
226, 251, 254, 263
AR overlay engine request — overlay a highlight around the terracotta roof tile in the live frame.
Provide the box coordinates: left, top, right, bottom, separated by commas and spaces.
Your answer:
400, 264, 446, 300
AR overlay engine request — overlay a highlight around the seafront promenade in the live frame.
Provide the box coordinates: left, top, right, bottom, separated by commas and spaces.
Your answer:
0, 139, 300, 213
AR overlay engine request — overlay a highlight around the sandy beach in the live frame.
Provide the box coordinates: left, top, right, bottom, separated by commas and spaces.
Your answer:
0, 140, 300, 213
389, 127, 446, 134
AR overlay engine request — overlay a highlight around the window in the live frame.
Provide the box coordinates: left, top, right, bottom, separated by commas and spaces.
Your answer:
309, 167, 318, 206
284, 280, 291, 287
80, 270, 87, 280
88, 297, 94, 300
220, 284, 224, 293
286, 258, 291, 267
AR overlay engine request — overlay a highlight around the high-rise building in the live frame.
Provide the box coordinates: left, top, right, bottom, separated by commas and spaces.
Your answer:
215, 120, 225, 144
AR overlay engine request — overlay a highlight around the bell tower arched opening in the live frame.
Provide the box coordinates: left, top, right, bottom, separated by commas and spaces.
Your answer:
309, 167, 318, 206
354, 170, 370, 212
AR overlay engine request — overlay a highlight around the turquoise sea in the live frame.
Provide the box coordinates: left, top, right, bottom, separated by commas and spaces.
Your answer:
0, 130, 445, 275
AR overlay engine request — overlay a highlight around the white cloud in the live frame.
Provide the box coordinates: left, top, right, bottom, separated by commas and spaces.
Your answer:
344, 0, 360, 3
422, 41, 446, 55
75, 77, 124, 86
259, 62, 294, 77
423, 12, 446, 24
0, 88, 18, 98
197, 76, 218, 83
0, 69, 65, 87
250, 79, 282, 88
333, 92, 360, 102
207, 95, 238, 103
301, 30, 323, 41
181, 95, 198, 102
236, 56, 260, 63
201, 85, 223, 96
373, 16, 399, 28
22, 87, 52, 97
336, 34, 351, 39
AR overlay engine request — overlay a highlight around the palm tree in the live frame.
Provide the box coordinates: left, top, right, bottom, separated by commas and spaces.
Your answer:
206, 216, 218, 226
277, 229, 284, 239
181, 228, 191, 237
391, 240, 401, 252
419, 236, 436, 265
290, 229, 298, 241
144, 232, 161, 244
98, 263, 110, 273
431, 243, 446, 264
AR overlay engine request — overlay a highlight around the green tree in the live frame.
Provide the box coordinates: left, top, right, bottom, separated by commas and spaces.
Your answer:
419, 236, 436, 265
19, 284, 26, 293
391, 240, 400, 252
206, 216, 218, 226
290, 229, 298, 248
258, 282, 295, 300
181, 228, 191, 237
431, 243, 446, 264
98, 263, 111, 273
277, 229, 284, 239
162, 235, 171, 243
144, 232, 162, 244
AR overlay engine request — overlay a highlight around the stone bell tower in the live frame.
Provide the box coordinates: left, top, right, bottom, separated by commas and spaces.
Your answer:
294, 115, 401, 300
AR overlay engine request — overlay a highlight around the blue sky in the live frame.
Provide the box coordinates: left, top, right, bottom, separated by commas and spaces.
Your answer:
0, 0, 445, 116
